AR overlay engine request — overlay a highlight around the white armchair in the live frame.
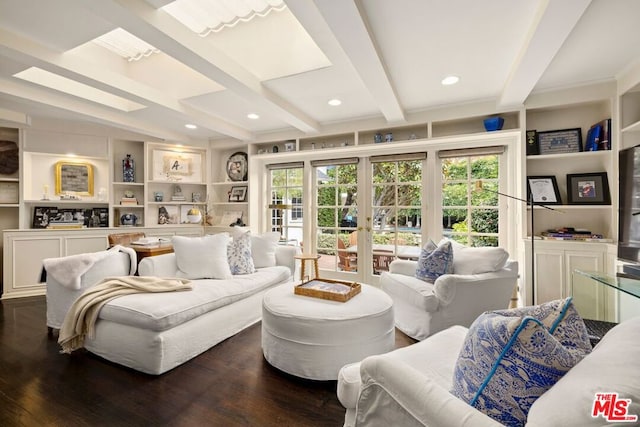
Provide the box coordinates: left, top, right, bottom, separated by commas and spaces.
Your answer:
337, 317, 640, 427
380, 256, 518, 341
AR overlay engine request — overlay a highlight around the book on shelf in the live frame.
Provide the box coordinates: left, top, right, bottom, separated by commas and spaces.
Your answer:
120, 197, 138, 205
541, 231, 610, 242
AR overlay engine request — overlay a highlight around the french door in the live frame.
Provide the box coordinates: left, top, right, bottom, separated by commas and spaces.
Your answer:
312, 155, 424, 284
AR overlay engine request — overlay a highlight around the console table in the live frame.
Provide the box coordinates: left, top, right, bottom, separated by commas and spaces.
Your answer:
572, 269, 640, 345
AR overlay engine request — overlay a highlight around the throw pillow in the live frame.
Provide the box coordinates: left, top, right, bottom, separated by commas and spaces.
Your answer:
415, 240, 453, 283
439, 238, 509, 275
251, 232, 280, 268
451, 298, 591, 426
172, 234, 232, 280
227, 230, 256, 275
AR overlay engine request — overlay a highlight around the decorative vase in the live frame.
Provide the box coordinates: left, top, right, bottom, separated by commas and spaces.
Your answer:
123, 154, 135, 182
120, 213, 137, 226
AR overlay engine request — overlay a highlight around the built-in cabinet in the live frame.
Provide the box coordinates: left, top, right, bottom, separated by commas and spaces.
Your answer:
2, 226, 206, 299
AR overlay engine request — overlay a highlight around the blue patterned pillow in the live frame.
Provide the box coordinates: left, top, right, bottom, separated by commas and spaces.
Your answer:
415, 240, 453, 283
227, 231, 255, 275
451, 298, 591, 426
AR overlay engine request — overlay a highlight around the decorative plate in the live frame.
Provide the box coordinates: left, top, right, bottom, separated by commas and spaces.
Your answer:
0, 140, 19, 175
226, 151, 248, 182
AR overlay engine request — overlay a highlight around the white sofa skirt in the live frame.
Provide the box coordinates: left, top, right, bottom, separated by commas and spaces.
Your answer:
85, 289, 268, 375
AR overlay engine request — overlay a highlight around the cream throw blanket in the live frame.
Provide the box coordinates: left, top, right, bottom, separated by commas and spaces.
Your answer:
58, 276, 192, 354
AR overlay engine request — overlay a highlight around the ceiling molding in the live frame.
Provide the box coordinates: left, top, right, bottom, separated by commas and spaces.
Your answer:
498, 0, 592, 108
69, 0, 320, 134
304, 0, 405, 123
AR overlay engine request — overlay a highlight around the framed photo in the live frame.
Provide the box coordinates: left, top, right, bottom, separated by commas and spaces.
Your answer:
33, 206, 58, 228
526, 130, 539, 155
55, 161, 94, 196
566, 172, 611, 205
152, 149, 203, 183
527, 176, 562, 204
158, 205, 179, 224
537, 128, 582, 154
229, 186, 247, 202
284, 141, 295, 152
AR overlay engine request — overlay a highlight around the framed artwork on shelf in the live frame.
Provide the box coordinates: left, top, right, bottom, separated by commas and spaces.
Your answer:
527, 176, 562, 205
566, 172, 611, 205
55, 161, 94, 196
152, 149, 203, 183
158, 205, 179, 224
537, 128, 582, 154
229, 186, 247, 202
226, 152, 248, 182
0, 140, 19, 175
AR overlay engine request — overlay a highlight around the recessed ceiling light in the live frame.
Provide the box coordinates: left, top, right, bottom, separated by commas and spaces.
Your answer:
441, 75, 460, 86
328, 99, 342, 106
185, 124, 197, 129
247, 113, 260, 120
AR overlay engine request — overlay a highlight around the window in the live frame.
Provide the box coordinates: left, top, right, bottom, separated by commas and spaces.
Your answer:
269, 165, 303, 244
441, 152, 501, 247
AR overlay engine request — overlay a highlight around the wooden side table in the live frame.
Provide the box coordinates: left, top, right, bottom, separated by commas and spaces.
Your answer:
129, 243, 174, 263
294, 253, 321, 281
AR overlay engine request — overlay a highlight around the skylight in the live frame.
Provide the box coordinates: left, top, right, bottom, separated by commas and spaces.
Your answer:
92, 28, 160, 62
162, 0, 286, 37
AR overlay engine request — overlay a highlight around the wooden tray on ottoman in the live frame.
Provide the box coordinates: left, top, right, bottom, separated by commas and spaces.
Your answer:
294, 278, 361, 302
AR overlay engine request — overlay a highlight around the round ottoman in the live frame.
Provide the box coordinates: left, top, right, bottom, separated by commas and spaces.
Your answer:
261, 283, 395, 380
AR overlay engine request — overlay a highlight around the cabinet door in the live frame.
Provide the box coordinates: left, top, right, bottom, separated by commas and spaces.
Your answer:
566, 250, 606, 321
8, 237, 61, 298
534, 248, 565, 304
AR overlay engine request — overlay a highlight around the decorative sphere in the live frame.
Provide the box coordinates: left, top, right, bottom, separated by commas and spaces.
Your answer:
186, 208, 202, 224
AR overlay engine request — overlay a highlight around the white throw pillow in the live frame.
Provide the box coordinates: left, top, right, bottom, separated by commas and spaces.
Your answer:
251, 232, 280, 268
172, 234, 232, 279
439, 238, 508, 275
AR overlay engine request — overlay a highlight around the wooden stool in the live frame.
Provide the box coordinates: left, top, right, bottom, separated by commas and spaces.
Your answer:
294, 253, 321, 281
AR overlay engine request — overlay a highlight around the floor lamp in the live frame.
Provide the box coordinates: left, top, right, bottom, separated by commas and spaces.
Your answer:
475, 181, 559, 306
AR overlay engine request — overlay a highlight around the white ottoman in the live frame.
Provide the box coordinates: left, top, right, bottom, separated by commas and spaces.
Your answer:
261, 283, 395, 380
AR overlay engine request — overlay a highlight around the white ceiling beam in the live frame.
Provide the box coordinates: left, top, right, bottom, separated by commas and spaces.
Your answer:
70, 0, 320, 133
0, 107, 30, 127
0, 28, 252, 140
301, 0, 405, 123
498, 0, 592, 108
0, 78, 187, 141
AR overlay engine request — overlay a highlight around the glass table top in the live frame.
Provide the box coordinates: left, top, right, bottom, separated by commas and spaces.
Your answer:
573, 270, 640, 300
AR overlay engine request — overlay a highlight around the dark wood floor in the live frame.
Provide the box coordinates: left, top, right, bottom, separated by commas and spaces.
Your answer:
0, 296, 415, 427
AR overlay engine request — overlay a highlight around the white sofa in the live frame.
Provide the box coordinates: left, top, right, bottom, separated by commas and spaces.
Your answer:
380, 258, 518, 341
338, 316, 640, 427
47, 244, 297, 375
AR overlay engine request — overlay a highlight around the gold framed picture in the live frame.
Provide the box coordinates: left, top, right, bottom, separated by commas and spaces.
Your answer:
55, 161, 94, 196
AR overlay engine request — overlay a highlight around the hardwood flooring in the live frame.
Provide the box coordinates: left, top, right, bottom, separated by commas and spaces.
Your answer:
0, 296, 415, 427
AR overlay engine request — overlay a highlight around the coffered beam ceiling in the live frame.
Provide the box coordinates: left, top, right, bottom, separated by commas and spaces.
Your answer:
2, 0, 638, 143
69, 0, 320, 135
288, 0, 405, 124
498, 0, 592, 108
0, 28, 252, 140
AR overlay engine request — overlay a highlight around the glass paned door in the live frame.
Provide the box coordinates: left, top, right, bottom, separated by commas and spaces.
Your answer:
315, 162, 358, 274
370, 159, 423, 276
269, 167, 303, 245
